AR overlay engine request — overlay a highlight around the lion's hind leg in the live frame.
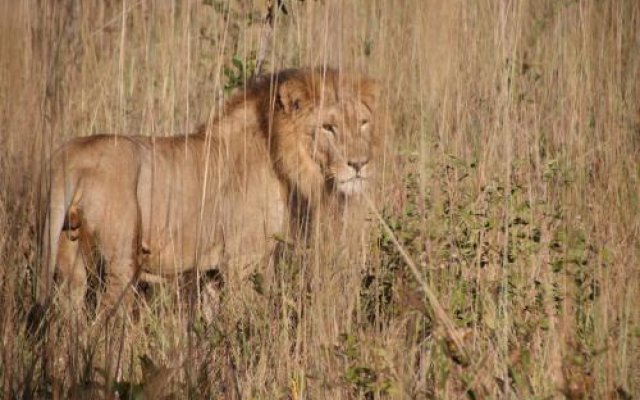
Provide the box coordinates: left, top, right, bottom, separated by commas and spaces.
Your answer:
41, 219, 94, 386
82, 183, 141, 383
55, 228, 89, 320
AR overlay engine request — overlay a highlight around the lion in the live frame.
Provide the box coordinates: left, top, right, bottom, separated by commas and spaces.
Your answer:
33, 67, 378, 323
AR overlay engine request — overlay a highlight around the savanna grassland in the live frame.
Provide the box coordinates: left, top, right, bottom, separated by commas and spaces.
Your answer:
1, 0, 639, 398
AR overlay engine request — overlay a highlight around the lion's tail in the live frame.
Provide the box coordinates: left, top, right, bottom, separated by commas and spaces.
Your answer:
36, 161, 80, 307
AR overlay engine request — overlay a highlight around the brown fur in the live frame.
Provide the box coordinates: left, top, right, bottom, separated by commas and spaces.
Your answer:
36, 67, 378, 318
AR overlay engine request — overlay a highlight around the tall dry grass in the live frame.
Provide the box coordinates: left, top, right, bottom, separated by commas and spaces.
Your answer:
1, 0, 638, 398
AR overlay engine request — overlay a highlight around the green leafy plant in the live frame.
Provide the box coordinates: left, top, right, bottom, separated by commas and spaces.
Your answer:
223, 55, 256, 95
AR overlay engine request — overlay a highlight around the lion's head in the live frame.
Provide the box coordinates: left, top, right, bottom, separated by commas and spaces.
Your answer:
257, 67, 378, 203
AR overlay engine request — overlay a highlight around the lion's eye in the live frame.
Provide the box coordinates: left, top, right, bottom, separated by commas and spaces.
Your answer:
322, 124, 336, 136
360, 120, 371, 140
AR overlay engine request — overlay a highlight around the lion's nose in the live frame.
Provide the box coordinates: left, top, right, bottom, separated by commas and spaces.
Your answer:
347, 158, 368, 173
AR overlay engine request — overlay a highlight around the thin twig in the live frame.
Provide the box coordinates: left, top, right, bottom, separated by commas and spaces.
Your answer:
255, 0, 275, 75
363, 194, 469, 358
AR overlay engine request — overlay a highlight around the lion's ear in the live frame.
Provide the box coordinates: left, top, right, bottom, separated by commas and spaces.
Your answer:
359, 78, 378, 112
277, 79, 308, 114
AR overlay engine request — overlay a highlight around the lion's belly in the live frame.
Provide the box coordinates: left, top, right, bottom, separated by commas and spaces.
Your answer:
140, 234, 224, 276
137, 161, 287, 278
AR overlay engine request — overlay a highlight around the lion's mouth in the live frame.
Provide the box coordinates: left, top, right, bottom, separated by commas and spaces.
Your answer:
336, 176, 367, 196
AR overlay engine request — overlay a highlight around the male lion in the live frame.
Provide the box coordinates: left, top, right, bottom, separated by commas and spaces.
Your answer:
34, 67, 378, 322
